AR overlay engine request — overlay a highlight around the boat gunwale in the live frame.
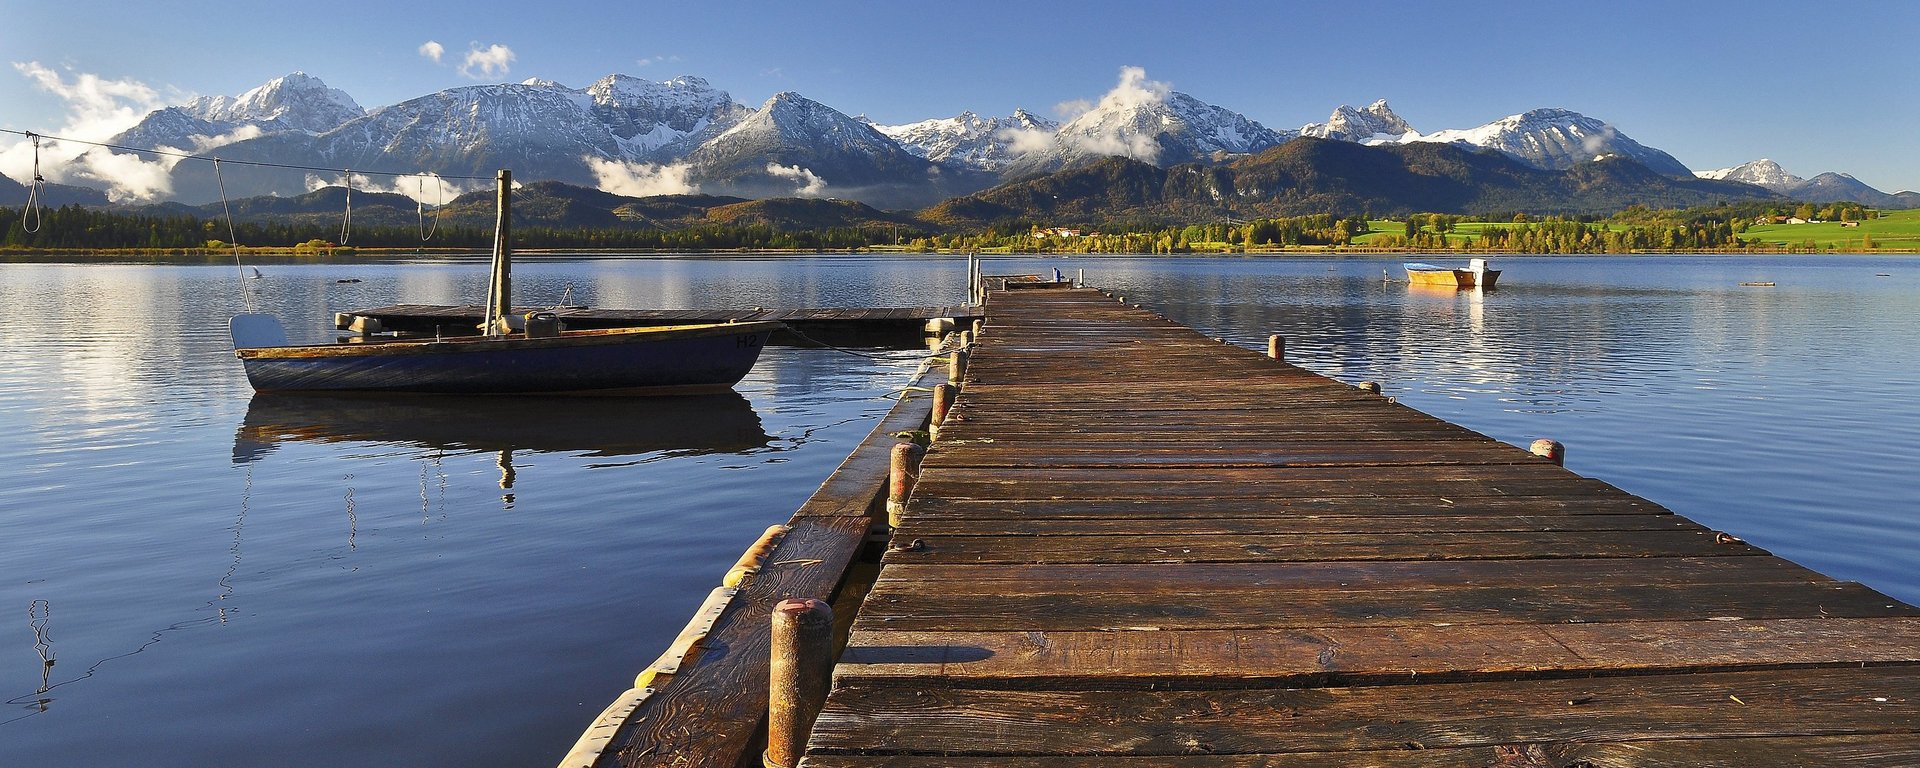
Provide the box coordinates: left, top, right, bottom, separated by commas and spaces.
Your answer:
234, 320, 784, 361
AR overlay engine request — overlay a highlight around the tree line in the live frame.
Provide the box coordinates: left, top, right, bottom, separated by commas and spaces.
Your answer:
1, 201, 1884, 255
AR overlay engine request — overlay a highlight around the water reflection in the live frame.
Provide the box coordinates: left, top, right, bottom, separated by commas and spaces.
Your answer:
231, 392, 771, 463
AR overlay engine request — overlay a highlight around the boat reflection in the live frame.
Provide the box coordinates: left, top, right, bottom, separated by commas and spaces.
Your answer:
232, 391, 771, 464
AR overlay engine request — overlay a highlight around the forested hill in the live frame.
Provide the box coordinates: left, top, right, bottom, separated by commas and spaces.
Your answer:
924, 138, 1777, 229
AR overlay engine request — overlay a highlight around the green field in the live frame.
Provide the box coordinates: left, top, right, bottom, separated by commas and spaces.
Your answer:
1743, 208, 1920, 250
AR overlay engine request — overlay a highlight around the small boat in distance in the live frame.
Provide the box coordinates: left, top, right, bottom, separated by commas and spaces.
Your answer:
230, 170, 778, 394
1405, 258, 1500, 289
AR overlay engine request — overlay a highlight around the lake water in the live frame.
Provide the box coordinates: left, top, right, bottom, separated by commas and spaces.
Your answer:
3, 253, 1916, 766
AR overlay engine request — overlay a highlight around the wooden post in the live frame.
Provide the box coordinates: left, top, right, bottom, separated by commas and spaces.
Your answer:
1077, 268, 1084, 287
1268, 334, 1284, 361
948, 349, 967, 383
931, 383, 956, 428
971, 319, 983, 338
766, 598, 833, 768
1530, 439, 1565, 465
481, 169, 513, 336
959, 330, 972, 348
887, 442, 920, 527
1358, 381, 1382, 394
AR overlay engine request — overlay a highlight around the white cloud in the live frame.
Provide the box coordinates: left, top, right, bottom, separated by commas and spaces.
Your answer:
302, 170, 479, 204
1100, 66, 1171, 113
459, 43, 516, 80
1056, 66, 1170, 164
764, 163, 827, 197
999, 125, 1056, 156
0, 62, 178, 201
635, 54, 682, 68
419, 40, 445, 63
1053, 98, 1094, 121
586, 158, 700, 197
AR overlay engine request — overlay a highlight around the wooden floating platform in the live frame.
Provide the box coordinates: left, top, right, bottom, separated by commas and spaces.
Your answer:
802, 287, 1920, 765
338, 303, 979, 346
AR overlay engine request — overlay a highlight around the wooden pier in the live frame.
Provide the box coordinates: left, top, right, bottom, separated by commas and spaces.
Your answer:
799, 286, 1920, 765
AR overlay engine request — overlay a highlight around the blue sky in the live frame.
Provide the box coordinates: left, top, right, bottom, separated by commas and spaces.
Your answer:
3, 0, 1918, 193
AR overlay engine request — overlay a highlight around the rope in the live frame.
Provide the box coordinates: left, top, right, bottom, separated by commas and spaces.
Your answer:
20, 132, 44, 234
0, 127, 496, 181
337, 170, 353, 246
417, 173, 443, 242
214, 159, 255, 312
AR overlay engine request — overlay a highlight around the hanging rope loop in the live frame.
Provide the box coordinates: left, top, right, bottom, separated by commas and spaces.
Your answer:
337, 169, 354, 246
417, 172, 443, 242
21, 132, 45, 234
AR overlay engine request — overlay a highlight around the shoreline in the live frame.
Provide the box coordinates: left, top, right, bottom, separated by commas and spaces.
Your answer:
4, 246, 1917, 260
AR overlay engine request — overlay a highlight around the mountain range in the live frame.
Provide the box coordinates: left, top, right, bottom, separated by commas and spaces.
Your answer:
6, 70, 1912, 214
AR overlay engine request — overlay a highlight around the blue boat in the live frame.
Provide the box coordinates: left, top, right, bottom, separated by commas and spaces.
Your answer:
229, 169, 778, 394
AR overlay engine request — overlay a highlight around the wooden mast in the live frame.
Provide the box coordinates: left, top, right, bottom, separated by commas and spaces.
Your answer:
481, 169, 513, 336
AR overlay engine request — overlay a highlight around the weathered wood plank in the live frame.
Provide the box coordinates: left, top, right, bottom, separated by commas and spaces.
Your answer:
834, 618, 1920, 687
902, 496, 1671, 520
870, 556, 1831, 590
855, 581, 1912, 632
877, 529, 1765, 564
810, 666, 1920, 756
893, 513, 1699, 537
801, 733, 1920, 767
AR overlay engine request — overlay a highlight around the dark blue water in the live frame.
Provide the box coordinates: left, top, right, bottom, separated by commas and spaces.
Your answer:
2, 253, 1915, 766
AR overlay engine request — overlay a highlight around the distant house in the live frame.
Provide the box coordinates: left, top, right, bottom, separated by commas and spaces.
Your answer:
1842, 221, 1860, 228
1786, 217, 1808, 225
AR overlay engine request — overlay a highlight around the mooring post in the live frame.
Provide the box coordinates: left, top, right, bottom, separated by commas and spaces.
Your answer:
887, 442, 921, 527
971, 319, 983, 339
933, 384, 956, 437
1077, 268, 1085, 287
959, 330, 972, 348
1268, 334, 1284, 361
1358, 381, 1382, 394
948, 349, 968, 383
1530, 439, 1566, 466
766, 598, 834, 768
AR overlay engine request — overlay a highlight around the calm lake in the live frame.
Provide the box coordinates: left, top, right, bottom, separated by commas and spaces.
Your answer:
3, 253, 1916, 766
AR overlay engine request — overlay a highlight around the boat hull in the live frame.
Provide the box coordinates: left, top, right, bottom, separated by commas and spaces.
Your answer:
1405, 267, 1500, 288
236, 322, 781, 394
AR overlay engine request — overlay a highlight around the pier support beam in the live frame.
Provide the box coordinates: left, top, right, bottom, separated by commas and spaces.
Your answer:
766, 598, 833, 768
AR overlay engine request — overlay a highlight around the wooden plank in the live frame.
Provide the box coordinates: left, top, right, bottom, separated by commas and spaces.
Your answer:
877, 529, 1766, 564
893, 513, 1700, 537
801, 733, 1920, 767
834, 618, 1920, 687
871, 557, 1830, 590
854, 581, 1913, 632
902, 496, 1671, 520
809, 666, 1920, 756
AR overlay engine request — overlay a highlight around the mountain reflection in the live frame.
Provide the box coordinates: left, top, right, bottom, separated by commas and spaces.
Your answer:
232, 392, 770, 463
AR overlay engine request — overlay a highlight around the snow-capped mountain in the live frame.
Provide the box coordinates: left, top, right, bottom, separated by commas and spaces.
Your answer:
869, 109, 1058, 172
1001, 86, 1294, 179
1299, 100, 1416, 143
1695, 158, 1801, 191
682, 92, 991, 207
1401, 108, 1692, 177
585, 74, 748, 159
112, 72, 364, 151
1697, 159, 1906, 206
182, 72, 363, 134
